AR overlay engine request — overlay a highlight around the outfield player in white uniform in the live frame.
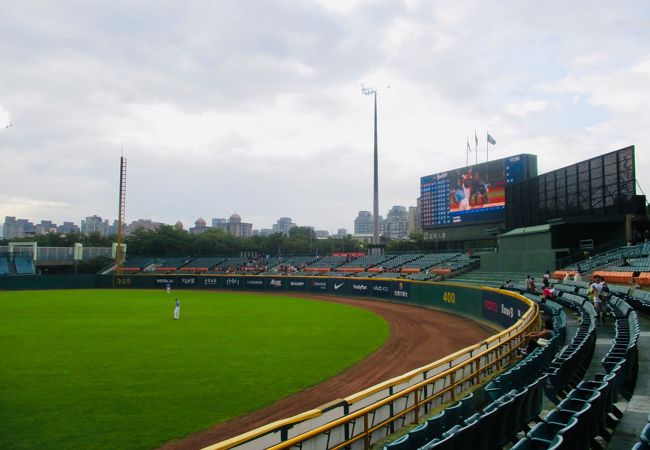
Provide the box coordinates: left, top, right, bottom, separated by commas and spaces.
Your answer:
173, 298, 180, 320
166, 283, 171, 294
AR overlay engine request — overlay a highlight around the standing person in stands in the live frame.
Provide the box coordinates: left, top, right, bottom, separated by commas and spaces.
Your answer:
542, 270, 551, 288
590, 275, 605, 324
530, 277, 537, 293
525, 275, 532, 293
173, 298, 180, 320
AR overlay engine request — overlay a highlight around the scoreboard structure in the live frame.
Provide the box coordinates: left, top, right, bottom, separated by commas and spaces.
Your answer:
420, 154, 537, 230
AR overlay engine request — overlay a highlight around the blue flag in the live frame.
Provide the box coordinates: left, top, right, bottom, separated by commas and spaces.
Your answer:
487, 132, 496, 145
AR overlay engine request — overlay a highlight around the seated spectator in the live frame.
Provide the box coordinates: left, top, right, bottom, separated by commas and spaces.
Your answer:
518, 316, 554, 356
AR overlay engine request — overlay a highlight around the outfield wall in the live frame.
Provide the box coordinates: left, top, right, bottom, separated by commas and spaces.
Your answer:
106, 274, 527, 329
0, 274, 526, 328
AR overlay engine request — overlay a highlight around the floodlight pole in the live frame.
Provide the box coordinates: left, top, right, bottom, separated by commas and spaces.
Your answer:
361, 84, 381, 255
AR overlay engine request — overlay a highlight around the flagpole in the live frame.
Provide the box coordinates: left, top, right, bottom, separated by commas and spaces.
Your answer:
466, 137, 469, 166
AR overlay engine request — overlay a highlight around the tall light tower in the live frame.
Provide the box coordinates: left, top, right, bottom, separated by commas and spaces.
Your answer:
361, 83, 381, 255
115, 156, 127, 273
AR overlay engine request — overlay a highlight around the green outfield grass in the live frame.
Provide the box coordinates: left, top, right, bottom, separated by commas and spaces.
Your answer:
0, 289, 389, 450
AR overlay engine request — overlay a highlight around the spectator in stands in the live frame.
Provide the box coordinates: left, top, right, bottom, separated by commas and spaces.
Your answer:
541, 286, 556, 303
542, 270, 550, 288
525, 275, 532, 292
173, 298, 180, 320
621, 257, 631, 267
530, 277, 537, 293
590, 275, 606, 324
574, 271, 582, 282
518, 315, 555, 356
563, 272, 571, 283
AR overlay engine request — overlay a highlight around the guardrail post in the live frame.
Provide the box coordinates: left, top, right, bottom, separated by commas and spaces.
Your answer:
388, 387, 394, 433
364, 414, 370, 450
449, 372, 456, 402
414, 388, 420, 423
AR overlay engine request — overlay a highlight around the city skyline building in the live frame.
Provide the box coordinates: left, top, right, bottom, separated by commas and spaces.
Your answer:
272, 217, 297, 235
384, 205, 409, 240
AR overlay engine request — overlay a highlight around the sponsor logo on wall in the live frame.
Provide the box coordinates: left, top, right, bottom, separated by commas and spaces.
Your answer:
269, 279, 283, 288
203, 277, 220, 286
180, 277, 195, 285
225, 278, 241, 287
310, 280, 328, 291
155, 278, 175, 285
392, 282, 409, 299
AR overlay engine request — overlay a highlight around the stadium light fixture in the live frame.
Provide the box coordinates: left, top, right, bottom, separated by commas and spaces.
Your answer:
361, 83, 381, 254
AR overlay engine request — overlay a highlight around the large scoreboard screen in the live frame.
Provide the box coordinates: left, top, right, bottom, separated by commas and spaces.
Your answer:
420, 154, 536, 228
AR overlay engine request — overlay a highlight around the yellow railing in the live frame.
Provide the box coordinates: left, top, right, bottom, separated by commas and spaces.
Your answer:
205, 290, 539, 450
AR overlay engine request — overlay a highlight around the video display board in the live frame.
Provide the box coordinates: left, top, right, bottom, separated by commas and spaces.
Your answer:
420, 154, 536, 229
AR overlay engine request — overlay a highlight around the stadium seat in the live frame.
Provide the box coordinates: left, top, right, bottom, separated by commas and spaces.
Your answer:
384, 433, 410, 449
405, 421, 430, 448
511, 435, 564, 450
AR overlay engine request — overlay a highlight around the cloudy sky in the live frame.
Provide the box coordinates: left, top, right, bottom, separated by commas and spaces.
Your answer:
1, 0, 649, 233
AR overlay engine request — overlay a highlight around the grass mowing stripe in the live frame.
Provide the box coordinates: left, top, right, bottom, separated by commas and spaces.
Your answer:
0, 290, 388, 450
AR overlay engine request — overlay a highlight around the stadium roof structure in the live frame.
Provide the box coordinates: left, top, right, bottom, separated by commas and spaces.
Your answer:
498, 224, 550, 237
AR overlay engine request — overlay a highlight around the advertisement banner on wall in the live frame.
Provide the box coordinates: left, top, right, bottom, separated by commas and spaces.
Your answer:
223, 277, 243, 289
286, 278, 309, 291
482, 291, 527, 328
178, 276, 199, 288
267, 278, 284, 289
329, 279, 351, 295
155, 277, 176, 287
371, 280, 391, 298
309, 279, 329, 292
243, 278, 265, 289
350, 280, 371, 296
391, 281, 410, 300
202, 277, 222, 288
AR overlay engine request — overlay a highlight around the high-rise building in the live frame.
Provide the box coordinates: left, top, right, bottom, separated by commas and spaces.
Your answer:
407, 204, 420, 235
211, 218, 227, 227
354, 211, 373, 234
213, 213, 253, 237
128, 219, 161, 234
385, 206, 409, 240
2, 216, 36, 239
190, 218, 210, 234
315, 230, 330, 238
81, 215, 110, 236
272, 217, 296, 235
57, 221, 79, 235
36, 220, 57, 235
337, 228, 348, 236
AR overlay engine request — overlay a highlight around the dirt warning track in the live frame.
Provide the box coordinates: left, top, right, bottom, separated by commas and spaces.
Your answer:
160, 296, 495, 450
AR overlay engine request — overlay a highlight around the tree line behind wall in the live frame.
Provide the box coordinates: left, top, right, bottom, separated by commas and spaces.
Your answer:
3, 226, 440, 257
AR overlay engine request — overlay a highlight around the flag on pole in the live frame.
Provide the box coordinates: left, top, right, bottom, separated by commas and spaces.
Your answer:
467, 138, 472, 153
487, 132, 496, 145
474, 130, 478, 151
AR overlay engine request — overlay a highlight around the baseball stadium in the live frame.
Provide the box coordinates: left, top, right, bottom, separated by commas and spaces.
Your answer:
3, 145, 650, 450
